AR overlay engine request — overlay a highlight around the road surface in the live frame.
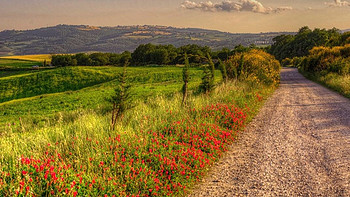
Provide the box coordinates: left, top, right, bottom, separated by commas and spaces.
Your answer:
190, 68, 350, 196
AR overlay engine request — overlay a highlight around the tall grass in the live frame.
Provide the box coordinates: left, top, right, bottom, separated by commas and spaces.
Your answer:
0, 80, 276, 196
293, 44, 350, 98
301, 71, 350, 98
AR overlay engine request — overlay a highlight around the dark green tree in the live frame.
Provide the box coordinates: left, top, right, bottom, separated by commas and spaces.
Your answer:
207, 53, 215, 80
51, 55, 77, 67
107, 61, 134, 130
199, 65, 214, 94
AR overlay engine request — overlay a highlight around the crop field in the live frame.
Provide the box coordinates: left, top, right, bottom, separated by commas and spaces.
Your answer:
0, 54, 52, 63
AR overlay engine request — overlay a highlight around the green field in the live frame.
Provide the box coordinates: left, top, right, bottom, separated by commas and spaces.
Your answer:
0, 66, 221, 131
0, 58, 42, 69
0, 50, 280, 196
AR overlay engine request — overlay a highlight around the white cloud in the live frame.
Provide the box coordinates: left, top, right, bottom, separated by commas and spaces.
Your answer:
325, 0, 350, 7
181, 0, 292, 14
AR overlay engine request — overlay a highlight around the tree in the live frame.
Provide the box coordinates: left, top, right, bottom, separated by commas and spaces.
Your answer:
89, 53, 109, 66
217, 47, 230, 61
150, 48, 169, 65
74, 53, 92, 66
207, 53, 215, 80
107, 61, 134, 130
199, 65, 214, 94
218, 59, 228, 82
182, 53, 190, 106
51, 55, 77, 67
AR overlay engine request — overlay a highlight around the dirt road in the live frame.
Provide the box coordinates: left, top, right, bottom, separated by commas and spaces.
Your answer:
190, 68, 350, 196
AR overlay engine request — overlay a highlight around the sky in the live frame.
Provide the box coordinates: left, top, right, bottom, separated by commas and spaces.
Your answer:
0, 0, 349, 33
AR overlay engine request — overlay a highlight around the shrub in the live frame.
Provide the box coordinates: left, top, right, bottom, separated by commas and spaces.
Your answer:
225, 49, 281, 86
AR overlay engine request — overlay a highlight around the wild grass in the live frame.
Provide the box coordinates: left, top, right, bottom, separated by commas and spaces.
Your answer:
0, 49, 280, 196
0, 67, 220, 131
0, 80, 276, 196
301, 71, 350, 98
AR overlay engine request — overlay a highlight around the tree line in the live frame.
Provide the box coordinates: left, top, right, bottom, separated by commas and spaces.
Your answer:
269, 26, 350, 61
51, 44, 261, 67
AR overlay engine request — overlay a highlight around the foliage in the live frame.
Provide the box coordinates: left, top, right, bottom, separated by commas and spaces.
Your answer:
199, 65, 215, 94
225, 49, 281, 86
0, 44, 280, 195
51, 54, 77, 67
0, 67, 116, 103
0, 79, 276, 196
0, 67, 222, 129
297, 44, 350, 75
269, 26, 344, 61
108, 62, 134, 130
288, 41, 350, 98
218, 59, 228, 82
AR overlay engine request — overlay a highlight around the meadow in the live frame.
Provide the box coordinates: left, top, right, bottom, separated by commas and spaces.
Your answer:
0, 66, 221, 131
0, 80, 276, 196
0, 59, 42, 69
0, 50, 280, 196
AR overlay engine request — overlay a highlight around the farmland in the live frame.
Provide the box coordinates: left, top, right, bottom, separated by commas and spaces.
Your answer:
0, 54, 51, 63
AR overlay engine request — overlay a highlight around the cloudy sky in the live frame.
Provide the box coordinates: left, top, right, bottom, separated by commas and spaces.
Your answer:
0, 0, 349, 33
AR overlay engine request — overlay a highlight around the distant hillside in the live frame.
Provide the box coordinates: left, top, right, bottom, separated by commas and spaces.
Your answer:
0, 25, 294, 56
341, 29, 350, 33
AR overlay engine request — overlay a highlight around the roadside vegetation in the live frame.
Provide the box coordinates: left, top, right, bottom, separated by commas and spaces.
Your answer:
270, 26, 350, 98
0, 47, 280, 196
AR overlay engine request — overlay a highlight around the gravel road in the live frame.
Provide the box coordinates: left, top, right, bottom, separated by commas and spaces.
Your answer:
190, 68, 350, 196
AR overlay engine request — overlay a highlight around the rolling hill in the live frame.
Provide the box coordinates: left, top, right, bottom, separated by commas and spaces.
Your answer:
0, 25, 294, 56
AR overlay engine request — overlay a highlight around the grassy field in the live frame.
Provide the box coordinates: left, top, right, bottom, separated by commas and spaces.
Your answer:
0, 80, 277, 196
0, 59, 42, 69
0, 66, 221, 131
0, 50, 280, 196
0, 66, 116, 103
0, 54, 51, 63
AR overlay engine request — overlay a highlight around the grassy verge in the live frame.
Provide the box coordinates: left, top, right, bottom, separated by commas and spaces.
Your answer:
299, 70, 350, 99
0, 80, 276, 196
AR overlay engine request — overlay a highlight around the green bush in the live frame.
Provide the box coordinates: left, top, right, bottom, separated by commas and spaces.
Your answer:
225, 49, 281, 86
